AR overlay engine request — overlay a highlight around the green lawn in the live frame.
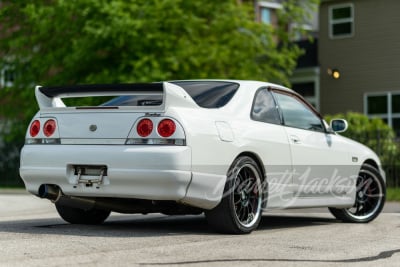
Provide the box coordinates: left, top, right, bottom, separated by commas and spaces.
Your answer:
387, 187, 400, 202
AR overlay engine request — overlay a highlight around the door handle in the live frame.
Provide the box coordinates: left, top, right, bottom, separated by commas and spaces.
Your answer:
290, 135, 301, 144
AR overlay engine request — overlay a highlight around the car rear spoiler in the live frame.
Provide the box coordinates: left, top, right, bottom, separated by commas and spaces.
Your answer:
38, 83, 163, 98
35, 82, 197, 110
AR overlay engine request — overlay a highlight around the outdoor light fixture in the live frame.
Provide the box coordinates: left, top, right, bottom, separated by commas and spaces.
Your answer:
327, 68, 340, 79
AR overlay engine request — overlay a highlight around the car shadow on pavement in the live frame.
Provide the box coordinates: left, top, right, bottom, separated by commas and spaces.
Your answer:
258, 214, 336, 231
0, 213, 337, 237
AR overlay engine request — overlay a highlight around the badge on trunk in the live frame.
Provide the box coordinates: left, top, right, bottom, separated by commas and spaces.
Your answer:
89, 124, 97, 132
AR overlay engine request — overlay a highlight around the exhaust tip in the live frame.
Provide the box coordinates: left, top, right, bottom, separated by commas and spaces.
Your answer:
38, 184, 60, 200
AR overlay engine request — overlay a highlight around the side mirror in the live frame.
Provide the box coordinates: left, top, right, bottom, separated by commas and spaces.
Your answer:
330, 119, 348, 133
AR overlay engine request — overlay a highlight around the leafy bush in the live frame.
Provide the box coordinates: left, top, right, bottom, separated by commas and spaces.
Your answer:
325, 112, 398, 167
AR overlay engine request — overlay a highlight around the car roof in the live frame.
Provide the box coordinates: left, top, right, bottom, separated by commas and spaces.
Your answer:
168, 79, 295, 94
166, 80, 300, 118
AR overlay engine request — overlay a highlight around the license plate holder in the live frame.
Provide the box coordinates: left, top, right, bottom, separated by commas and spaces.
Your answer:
73, 165, 107, 186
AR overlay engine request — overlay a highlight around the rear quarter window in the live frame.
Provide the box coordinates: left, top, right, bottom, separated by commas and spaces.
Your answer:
171, 81, 239, 108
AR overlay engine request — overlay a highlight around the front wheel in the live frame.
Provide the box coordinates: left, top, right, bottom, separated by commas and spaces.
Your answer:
55, 203, 111, 225
329, 163, 386, 223
205, 156, 264, 234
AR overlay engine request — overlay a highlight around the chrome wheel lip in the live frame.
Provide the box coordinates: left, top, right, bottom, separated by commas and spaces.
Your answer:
232, 164, 262, 228
344, 169, 384, 221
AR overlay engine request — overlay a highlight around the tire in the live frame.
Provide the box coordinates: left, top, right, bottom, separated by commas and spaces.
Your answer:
329, 163, 386, 223
55, 203, 111, 225
205, 156, 264, 234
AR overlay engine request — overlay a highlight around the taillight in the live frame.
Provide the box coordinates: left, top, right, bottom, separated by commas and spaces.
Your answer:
137, 119, 153, 137
30, 120, 40, 137
126, 117, 184, 145
157, 119, 176, 137
43, 119, 56, 137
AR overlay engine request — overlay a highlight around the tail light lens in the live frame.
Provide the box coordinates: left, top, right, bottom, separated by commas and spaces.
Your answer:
137, 119, 153, 137
157, 119, 176, 137
43, 119, 56, 137
126, 117, 184, 145
30, 120, 41, 137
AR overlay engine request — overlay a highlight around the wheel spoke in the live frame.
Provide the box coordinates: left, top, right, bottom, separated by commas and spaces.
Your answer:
240, 205, 247, 222
355, 202, 361, 214
248, 200, 254, 211
234, 197, 241, 205
245, 206, 251, 222
236, 205, 243, 218
243, 169, 249, 180
358, 204, 364, 215
237, 173, 244, 186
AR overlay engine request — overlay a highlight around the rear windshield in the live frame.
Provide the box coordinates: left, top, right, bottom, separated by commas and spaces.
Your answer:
101, 81, 239, 108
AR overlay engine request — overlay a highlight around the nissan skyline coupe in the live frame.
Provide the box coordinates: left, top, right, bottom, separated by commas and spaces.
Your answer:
20, 80, 386, 234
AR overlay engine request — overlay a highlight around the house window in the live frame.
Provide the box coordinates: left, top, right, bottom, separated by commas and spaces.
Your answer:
257, 1, 282, 26
1, 67, 15, 88
365, 92, 400, 136
260, 7, 271, 24
329, 3, 354, 38
292, 82, 318, 110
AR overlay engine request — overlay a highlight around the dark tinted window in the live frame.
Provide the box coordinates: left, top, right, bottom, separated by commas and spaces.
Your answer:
251, 89, 281, 124
332, 6, 351, 20
392, 94, 400, 113
171, 81, 239, 108
102, 81, 239, 108
367, 95, 387, 114
393, 118, 400, 137
274, 92, 324, 132
102, 95, 162, 106
333, 22, 352, 35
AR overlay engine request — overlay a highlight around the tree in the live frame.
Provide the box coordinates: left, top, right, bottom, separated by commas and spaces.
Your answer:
0, 0, 318, 142
0, 0, 318, 186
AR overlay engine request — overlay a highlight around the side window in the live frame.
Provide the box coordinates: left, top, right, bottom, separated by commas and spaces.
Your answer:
251, 89, 281, 124
274, 92, 324, 132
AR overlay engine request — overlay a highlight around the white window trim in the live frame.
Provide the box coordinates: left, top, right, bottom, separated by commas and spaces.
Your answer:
329, 3, 354, 39
290, 23, 314, 32
258, 1, 283, 9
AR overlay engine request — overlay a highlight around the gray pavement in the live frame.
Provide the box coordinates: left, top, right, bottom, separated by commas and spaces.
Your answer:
0, 193, 399, 266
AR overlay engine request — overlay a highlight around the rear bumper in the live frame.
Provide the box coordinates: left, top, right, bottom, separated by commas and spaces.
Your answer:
20, 145, 225, 210
21, 145, 192, 199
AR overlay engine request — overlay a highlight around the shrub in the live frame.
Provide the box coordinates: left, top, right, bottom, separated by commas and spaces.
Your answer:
324, 112, 398, 167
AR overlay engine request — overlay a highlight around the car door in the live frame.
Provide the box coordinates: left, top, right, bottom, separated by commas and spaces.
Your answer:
250, 88, 294, 207
272, 90, 354, 199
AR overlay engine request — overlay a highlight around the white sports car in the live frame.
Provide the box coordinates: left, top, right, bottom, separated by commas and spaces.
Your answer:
20, 80, 386, 234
